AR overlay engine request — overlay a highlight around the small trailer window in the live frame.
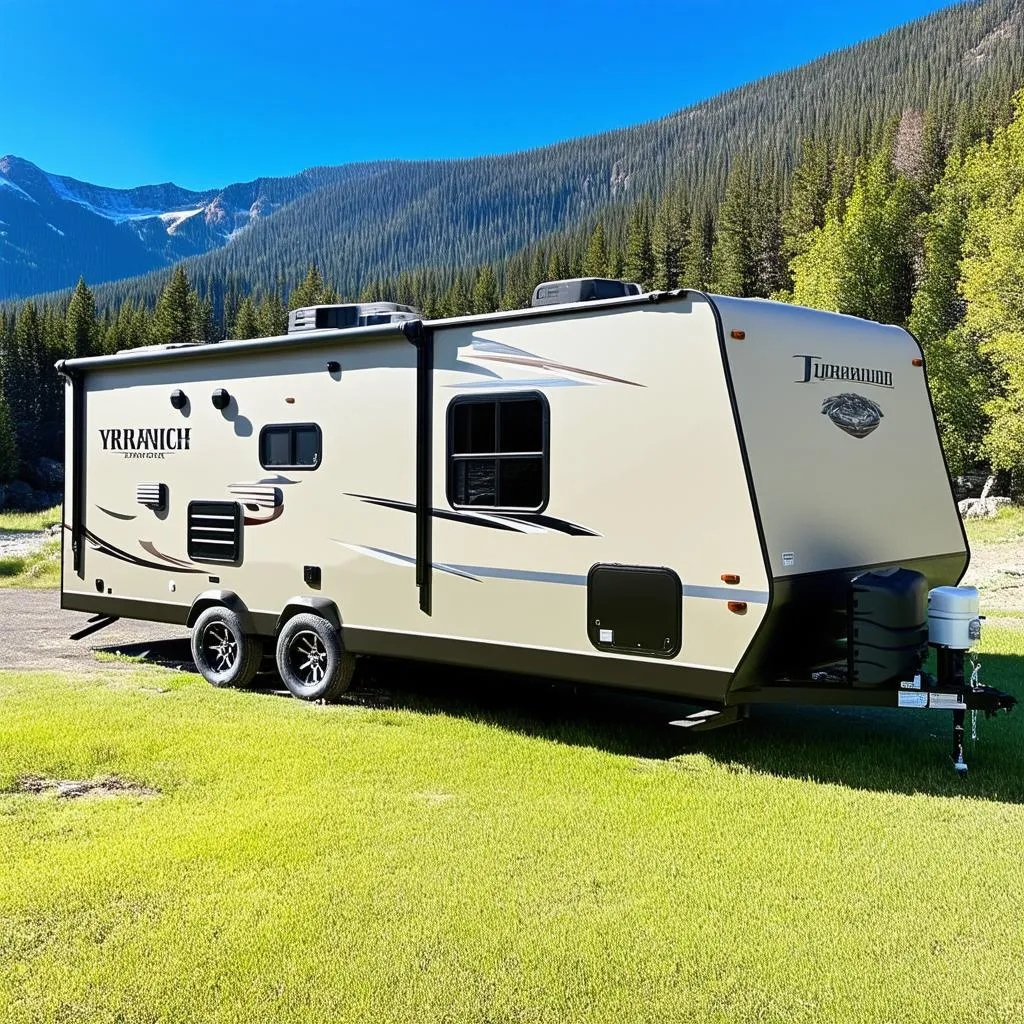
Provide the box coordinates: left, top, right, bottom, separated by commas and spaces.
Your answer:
447, 393, 548, 510
259, 424, 322, 470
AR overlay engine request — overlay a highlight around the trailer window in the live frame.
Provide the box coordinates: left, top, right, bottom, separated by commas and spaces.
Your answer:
259, 424, 322, 470
447, 393, 548, 511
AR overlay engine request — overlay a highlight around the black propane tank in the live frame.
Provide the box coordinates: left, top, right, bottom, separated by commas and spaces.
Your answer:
848, 567, 929, 688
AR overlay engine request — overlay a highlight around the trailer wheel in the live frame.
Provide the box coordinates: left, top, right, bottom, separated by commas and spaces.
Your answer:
275, 613, 355, 702
190, 606, 262, 689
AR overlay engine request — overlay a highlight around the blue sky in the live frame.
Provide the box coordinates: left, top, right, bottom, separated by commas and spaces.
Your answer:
1, 0, 958, 190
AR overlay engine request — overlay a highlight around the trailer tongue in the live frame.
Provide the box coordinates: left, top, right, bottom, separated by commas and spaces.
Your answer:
716, 580, 1017, 773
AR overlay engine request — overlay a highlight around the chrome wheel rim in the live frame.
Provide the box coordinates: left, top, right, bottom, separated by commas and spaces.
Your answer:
201, 621, 238, 673
289, 630, 328, 687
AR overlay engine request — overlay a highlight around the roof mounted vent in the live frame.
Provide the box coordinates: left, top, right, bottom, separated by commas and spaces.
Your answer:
530, 278, 641, 308
287, 302, 422, 334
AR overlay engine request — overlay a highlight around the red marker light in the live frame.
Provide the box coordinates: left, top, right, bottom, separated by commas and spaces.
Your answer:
728, 601, 748, 614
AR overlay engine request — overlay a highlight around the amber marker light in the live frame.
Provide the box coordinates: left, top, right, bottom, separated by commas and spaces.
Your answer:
730, 330, 745, 340
728, 601, 748, 614
721, 573, 741, 584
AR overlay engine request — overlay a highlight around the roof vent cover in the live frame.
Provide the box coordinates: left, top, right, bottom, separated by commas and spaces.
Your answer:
531, 278, 641, 308
287, 302, 422, 334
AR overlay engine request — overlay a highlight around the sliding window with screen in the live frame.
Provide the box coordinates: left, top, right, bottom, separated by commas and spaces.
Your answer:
447, 393, 549, 511
259, 423, 322, 470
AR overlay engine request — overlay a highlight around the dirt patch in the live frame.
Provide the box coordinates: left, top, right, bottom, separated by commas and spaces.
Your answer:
11, 775, 159, 800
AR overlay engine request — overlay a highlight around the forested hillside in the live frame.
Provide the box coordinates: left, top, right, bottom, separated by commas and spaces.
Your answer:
9, 0, 1023, 311
0, 158, 368, 300
3, 0, 1024, 493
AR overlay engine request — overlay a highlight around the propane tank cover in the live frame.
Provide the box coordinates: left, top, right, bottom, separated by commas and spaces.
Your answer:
928, 586, 980, 649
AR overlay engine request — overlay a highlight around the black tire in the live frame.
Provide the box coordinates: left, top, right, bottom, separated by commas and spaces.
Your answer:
190, 606, 263, 689
275, 613, 355, 702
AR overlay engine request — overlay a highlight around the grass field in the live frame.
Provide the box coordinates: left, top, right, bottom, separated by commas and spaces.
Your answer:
0, 505, 61, 589
1, 629, 1022, 1023
0, 538, 60, 589
962, 503, 1024, 545
0, 506, 61, 534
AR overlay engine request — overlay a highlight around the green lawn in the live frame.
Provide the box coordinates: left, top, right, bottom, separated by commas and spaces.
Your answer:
963, 503, 1024, 545
0, 538, 61, 589
1, 631, 1022, 1023
0, 505, 62, 588
0, 505, 61, 534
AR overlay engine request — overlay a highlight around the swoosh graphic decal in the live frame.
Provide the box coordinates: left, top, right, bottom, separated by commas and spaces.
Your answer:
138, 540, 197, 568
344, 493, 599, 537
244, 505, 284, 526
334, 543, 482, 581
96, 505, 137, 521
83, 527, 203, 574
444, 377, 593, 390
472, 353, 644, 388
334, 545, 769, 602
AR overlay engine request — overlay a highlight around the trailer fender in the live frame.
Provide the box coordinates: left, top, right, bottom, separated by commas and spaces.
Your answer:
276, 597, 342, 634
186, 590, 255, 633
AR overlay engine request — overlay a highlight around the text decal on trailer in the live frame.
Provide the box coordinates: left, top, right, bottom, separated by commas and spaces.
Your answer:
99, 427, 191, 459
793, 354, 893, 389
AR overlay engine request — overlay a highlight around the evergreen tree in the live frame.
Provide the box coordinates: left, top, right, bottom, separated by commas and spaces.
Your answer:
711, 157, 756, 296
257, 294, 289, 337
153, 267, 197, 345
471, 265, 500, 314
680, 207, 715, 289
751, 175, 786, 296
231, 296, 260, 339
623, 205, 654, 289
0, 391, 17, 483
652, 187, 689, 291
783, 139, 832, 259
581, 222, 609, 278
65, 277, 98, 360
289, 264, 337, 309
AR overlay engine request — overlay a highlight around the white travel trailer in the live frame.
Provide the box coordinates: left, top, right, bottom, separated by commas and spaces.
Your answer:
57, 280, 1015, 768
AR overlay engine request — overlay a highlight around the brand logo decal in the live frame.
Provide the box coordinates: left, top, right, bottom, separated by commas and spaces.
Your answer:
794, 354, 893, 389
821, 393, 883, 438
99, 427, 191, 459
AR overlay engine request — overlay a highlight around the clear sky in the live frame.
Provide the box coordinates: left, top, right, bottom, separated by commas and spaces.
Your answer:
0, 0, 959, 191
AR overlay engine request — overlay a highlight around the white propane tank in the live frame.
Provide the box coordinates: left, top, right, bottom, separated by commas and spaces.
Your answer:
928, 586, 981, 650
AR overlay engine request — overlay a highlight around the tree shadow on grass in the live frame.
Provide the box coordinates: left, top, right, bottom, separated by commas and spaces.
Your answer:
96, 638, 1024, 804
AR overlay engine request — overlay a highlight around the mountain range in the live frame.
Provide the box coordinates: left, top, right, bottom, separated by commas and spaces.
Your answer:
2, 0, 1023, 305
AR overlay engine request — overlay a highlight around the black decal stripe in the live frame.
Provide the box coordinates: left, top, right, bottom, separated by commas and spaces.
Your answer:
502, 512, 600, 537
96, 505, 137, 521
344, 493, 599, 537
83, 528, 203, 574
345, 493, 524, 533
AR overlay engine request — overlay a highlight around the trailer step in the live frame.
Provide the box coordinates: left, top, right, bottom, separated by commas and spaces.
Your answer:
669, 706, 744, 732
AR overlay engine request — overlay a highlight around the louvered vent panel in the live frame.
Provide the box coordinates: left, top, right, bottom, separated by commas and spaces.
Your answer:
136, 482, 167, 511
187, 501, 242, 563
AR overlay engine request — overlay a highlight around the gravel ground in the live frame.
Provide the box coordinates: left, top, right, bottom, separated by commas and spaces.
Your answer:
0, 531, 52, 559
961, 538, 1024, 615
0, 588, 190, 673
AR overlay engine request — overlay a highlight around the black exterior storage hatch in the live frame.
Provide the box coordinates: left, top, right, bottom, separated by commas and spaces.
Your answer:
587, 564, 682, 658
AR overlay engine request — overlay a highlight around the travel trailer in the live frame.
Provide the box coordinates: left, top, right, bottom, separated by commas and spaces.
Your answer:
57, 280, 1015, 770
